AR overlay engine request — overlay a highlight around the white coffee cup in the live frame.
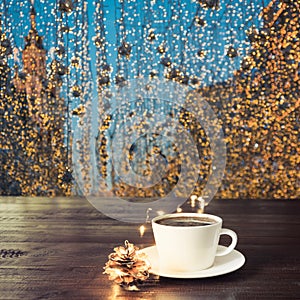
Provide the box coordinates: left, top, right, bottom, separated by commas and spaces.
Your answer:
152, 213, 238, 272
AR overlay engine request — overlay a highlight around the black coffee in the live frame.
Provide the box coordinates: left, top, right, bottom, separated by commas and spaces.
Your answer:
156, 216, 217, 227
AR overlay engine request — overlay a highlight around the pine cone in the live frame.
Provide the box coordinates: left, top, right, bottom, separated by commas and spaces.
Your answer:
103, 240, 150, 287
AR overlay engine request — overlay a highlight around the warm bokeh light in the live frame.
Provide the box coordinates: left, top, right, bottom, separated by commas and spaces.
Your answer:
0, 0, 299, 199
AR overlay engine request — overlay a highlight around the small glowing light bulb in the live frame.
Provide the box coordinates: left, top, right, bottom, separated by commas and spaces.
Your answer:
190, 194, 197, 207
176, 206, 183, 213
197, 197, 205, 213
139, 225, 146, 237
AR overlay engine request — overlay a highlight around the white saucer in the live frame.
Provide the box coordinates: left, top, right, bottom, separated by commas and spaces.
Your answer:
139, 245, 245, 279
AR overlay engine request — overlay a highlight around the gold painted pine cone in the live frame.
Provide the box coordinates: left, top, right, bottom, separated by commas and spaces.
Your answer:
103, 240, 151, 286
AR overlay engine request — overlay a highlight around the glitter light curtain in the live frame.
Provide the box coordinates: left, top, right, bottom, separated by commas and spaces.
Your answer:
0, 0, 299, 199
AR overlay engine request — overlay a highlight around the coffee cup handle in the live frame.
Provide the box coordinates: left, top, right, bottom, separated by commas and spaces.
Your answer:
215, 228, 238, 257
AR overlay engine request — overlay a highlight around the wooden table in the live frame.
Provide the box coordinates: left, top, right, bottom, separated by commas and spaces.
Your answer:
0, 197, 299, 299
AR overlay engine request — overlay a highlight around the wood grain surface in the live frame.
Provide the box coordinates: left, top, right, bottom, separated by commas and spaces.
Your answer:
0, 197, 299, 299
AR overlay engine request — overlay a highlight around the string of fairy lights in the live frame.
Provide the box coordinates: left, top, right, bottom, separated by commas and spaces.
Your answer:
0, 0, 299, 199
1, 0, 267, 116
0, 0, 270, 91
